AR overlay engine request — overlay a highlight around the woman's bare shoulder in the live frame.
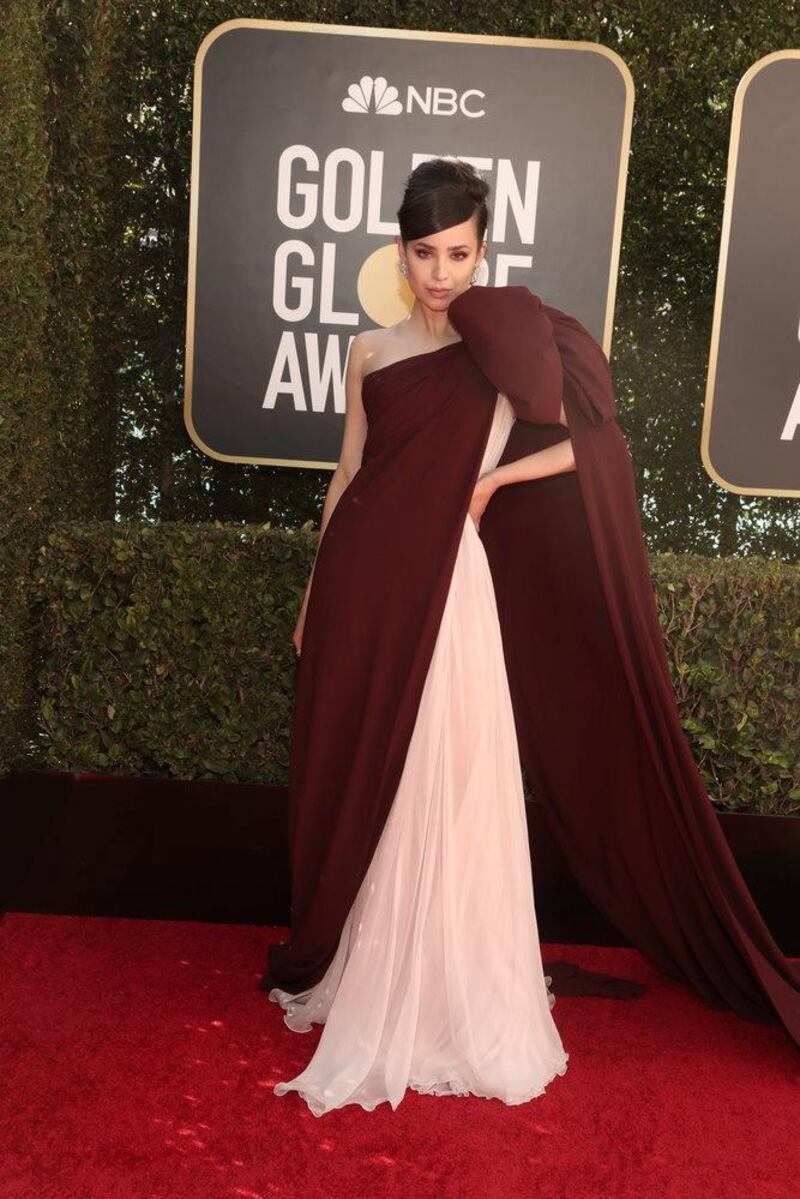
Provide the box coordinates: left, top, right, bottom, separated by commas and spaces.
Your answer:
352, 325, 406, 378
355, 325, 405, 354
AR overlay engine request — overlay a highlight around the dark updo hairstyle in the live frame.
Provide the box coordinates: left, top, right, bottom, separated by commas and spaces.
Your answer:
397, 157, 490, 248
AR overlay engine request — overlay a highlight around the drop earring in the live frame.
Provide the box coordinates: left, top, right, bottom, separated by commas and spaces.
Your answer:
471, 244, 487, 286
398, 259, 408, 277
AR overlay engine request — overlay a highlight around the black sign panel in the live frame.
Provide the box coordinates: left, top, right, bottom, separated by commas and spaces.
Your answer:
702, 50, 800, 497
185, 19, 632, 468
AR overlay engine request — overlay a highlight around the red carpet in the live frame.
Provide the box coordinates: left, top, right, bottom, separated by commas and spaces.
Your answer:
1, 913, 797, 1199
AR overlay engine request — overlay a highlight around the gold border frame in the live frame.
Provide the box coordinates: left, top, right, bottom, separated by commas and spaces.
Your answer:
700, 48, 800, 498
185, 17, 634, 469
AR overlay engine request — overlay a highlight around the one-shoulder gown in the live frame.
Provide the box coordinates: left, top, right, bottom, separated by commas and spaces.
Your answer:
269, 386, 570, 1116
263, 285, 800, 1070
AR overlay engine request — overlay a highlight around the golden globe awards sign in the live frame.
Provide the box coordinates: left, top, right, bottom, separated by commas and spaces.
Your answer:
184, 19, 632, 468
702, 50, 800, 498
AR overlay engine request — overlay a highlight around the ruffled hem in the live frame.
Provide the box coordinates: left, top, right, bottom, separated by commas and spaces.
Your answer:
408, 1051, 570, 1106
271, 1051, 570, 1118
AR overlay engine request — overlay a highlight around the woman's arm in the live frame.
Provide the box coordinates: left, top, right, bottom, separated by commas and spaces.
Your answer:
491, 438, 576, 489
299, 336, 369, 599
468, 400, 574, 530
490, 399, 575, 491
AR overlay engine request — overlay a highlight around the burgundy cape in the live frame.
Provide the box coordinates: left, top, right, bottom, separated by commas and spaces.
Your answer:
260, 284, 800, 1049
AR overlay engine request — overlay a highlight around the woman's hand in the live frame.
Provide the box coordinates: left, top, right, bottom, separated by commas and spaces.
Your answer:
468, 472, 499, 532
292, 588, 311, 657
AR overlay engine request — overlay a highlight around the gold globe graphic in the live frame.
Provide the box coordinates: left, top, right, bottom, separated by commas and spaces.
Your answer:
356, 244, 414, 327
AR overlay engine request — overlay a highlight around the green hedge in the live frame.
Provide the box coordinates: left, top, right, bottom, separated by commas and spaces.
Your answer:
21, 521, 308, 782
13, 522, 800, 817
0, 3, 52, 774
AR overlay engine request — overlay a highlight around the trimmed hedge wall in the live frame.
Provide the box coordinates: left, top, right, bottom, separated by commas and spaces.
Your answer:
14, 522, 799, 817
1, 3, 52, 776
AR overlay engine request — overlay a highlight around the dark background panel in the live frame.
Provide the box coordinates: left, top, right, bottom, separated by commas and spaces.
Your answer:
708, 56, 800, 492
189, 25, 629, 463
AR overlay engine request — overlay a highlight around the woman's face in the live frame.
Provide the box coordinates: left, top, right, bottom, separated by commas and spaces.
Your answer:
396, 218, 485, 309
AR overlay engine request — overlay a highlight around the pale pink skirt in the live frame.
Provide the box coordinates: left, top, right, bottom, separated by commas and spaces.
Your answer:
269, 394, 570, 1115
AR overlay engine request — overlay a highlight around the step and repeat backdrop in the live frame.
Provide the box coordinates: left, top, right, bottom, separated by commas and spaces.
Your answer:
184, 19, 799, 497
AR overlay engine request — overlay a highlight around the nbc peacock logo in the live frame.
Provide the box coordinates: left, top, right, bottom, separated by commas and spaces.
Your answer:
341, 75, 486, 119
342, 75, 403, 115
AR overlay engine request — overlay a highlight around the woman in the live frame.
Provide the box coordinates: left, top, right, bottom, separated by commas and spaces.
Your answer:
263, 159, 571, 1115
262, 158, 800, 1115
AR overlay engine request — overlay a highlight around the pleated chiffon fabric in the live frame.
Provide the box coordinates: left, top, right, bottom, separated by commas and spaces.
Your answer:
269, 394, 569, 1115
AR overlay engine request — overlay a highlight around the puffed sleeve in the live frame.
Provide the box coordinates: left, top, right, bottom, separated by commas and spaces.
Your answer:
448, 284, 564, 424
